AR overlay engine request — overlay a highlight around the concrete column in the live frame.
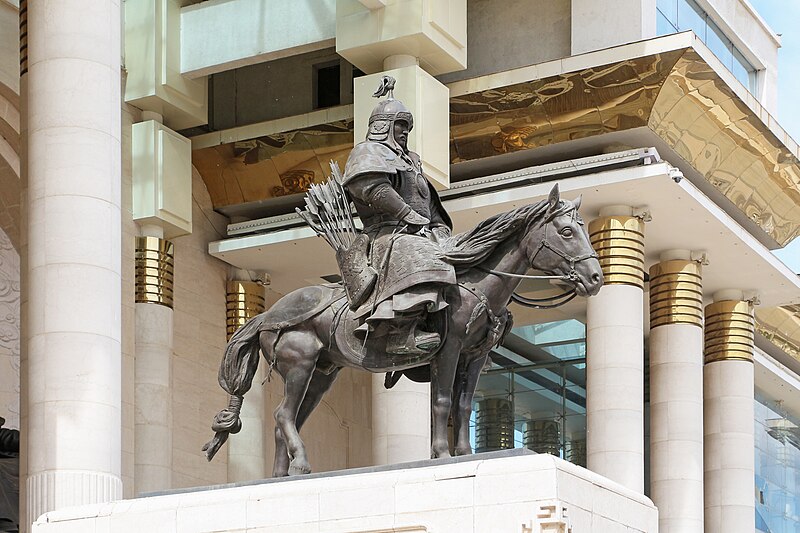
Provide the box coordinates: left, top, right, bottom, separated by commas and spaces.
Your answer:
372, 374, 431, 464
133, 228, 174, 494
586, 207, 645, 493
703, 292, 755, 533
648, 252, 704, 532
24, 0, 123, 525
226, 279, 266, 481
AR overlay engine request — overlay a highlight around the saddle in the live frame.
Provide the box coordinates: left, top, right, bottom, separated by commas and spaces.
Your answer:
258, 285, 345, 332
333, 304, 448, 372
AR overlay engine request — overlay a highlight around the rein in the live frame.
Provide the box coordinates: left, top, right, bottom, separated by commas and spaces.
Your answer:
479, 207, 598, 309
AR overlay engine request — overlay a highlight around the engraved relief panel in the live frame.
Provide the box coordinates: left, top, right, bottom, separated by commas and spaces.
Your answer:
0, 228, 19, 429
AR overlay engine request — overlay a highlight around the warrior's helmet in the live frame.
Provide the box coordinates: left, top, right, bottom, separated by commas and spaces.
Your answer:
367, 76, 413, 149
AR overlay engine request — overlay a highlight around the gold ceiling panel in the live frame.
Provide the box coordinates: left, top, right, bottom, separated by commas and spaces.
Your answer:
192, 120, 354, 208
448, 48, 800, 246
193, 47, 800, 245
756, 306, 800, 364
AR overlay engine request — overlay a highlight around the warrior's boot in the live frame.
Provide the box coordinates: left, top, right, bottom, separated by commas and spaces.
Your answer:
386, 317, 440, 355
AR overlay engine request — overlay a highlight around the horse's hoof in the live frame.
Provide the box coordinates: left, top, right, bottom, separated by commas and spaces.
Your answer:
288, 461, 312, 476
454, 447, 473, 456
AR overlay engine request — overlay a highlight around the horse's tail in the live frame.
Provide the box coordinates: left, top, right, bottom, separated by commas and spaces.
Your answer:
202, 313, 267, 461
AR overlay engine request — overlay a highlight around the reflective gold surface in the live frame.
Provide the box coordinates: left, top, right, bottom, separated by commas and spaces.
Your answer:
755, 305, 800, 364
135, 236, 175, 308
226, 281, 266, 340
448, 48, 800, 246
588, 216, 645, 288
193, 46, 800, 245
704, 300, 755, 363
649, 260, 703, 327
192, 120, 354, 208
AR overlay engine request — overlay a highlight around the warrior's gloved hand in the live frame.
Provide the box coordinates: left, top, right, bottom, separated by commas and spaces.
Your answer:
363, 181, 430, 226
431, 225, 451, 243
401, 209, 430, 226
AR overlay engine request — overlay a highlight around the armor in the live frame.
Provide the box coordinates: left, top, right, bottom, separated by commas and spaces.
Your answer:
339, 76, 455, 355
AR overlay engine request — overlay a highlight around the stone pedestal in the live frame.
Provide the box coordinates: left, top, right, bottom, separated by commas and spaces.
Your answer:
31, 451, 658, 533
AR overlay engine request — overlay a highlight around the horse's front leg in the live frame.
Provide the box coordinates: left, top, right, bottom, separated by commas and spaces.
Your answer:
430, 337, 462, 459
453, 354, 488, 456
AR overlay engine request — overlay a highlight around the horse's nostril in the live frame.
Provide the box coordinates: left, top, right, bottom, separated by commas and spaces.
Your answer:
592, 272, 601, 283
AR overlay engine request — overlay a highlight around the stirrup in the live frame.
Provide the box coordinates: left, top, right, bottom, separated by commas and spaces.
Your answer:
386, 327, 440, 355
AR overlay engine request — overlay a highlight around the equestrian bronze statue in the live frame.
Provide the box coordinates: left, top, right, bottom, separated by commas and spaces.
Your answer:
204, 77, 603, 476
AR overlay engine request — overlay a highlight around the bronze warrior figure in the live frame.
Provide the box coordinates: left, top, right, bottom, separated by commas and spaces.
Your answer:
203, 76, 604, 477
341, 77, 454, 356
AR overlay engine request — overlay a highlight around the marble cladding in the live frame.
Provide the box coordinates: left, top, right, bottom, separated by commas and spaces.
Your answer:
31, 453, 658, 533
169, 168, 231, 489
121, 101, 140, 499
0, 226, 19, 430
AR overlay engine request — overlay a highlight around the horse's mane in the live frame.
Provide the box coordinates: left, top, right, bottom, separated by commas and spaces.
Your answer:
441, 198, 571, 269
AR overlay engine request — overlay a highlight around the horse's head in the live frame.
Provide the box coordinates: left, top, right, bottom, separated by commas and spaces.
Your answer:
523, 184, 603, 297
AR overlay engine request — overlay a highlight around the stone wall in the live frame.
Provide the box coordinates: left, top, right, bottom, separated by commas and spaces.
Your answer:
169, 168, 231, 489
437, 0, 572, 84
0, 227, 19, 431
120, 102, 139, 498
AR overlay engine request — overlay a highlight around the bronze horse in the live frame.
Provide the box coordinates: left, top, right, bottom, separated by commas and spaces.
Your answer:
203, 184, 603, 476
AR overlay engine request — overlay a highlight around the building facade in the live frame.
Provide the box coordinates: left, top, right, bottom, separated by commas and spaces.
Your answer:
0, 0, 799, 531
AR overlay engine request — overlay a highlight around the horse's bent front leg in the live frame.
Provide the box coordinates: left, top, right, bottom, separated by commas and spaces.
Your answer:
272, 330, 322, 476
430, 337, 463, 459
453, 354, 487, 456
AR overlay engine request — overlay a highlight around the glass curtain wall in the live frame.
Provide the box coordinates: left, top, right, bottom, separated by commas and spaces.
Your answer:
470, 320, 587, 467
657, 0, 758, 92
755, 393, 800, 532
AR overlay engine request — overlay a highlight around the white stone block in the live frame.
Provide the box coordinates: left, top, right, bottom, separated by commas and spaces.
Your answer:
124, 0, 207, 129
132, 120, 192, 238
33, 453, 657, 533
336, 0, 466, 75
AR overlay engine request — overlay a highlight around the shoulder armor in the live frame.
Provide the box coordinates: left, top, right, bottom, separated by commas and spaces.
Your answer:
343, 142, 398, 184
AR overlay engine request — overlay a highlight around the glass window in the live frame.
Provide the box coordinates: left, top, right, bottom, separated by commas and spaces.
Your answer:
657, 9, 679, 36
657, 0, 678, 27
677, 0, 706, 40
471, 320, 586, 465
654, 0, 759, 96
754, 393, 800, 532
732, 47, 758, 93
706, 19, 734, 70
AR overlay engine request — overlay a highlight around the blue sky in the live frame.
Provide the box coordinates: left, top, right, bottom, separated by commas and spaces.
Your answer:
747, 0, 800, 271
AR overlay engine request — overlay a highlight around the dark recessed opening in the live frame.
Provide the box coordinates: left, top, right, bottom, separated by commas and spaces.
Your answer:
315, 63, 341, 109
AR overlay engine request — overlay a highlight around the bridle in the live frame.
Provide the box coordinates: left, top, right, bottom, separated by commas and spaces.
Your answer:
479, 204, 598, 309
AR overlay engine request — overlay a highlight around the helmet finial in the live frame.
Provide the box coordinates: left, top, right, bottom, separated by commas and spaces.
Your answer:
372, 75, 396, 100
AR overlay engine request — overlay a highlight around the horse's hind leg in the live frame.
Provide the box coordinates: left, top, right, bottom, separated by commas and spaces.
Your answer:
431, 337, 463, 459
272, 329, 322, 476
272, 366, 341, 477
453, 354, 487, 456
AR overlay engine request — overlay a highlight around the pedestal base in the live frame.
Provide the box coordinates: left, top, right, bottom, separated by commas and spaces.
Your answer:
33, 450, 657, 532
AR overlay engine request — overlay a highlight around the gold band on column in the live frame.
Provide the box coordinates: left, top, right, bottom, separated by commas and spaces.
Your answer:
704, 300, 755, 363
649, 260, 703, 328
226, 281, 266, 340
588, 216, 645, 288
135, 236, 174, 308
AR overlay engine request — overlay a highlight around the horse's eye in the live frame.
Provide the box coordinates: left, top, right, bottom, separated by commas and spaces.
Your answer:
560, 227, 573, 238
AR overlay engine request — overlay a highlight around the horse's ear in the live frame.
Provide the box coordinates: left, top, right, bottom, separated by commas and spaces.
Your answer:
573, 195, 582, 211
548, 183, 560, 210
